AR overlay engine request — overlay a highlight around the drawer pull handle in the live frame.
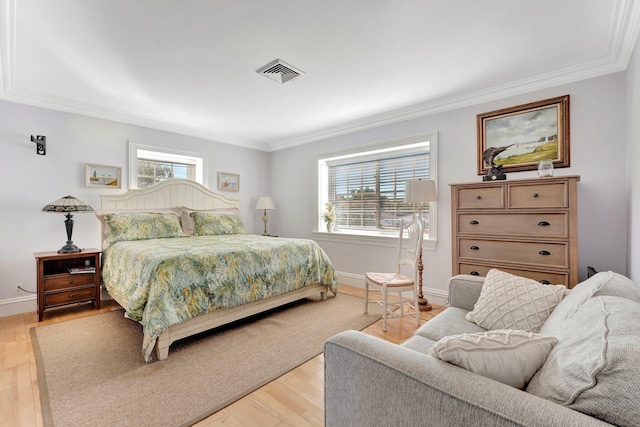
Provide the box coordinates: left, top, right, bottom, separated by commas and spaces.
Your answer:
469, 220, 479, 225
539, 250, 551, 256
470, 271, 480, 276
533, 193, 539, 198
539, 280, 551, 285
68, 280, 74, 284
68, 294, 75, 298
476, 195, 481, 200
538, 221, 550, 226
470, 246, 480, 250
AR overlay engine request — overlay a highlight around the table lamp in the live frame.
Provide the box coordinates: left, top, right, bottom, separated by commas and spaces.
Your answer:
41, 195, 94, 253
255, 196, 276, 236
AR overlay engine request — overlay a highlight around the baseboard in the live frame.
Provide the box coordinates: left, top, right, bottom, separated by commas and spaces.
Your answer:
0, 294, 37, 318
337, 271, 449, 306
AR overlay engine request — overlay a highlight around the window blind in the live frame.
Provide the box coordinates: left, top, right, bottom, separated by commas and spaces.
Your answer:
328, 151, 429, 232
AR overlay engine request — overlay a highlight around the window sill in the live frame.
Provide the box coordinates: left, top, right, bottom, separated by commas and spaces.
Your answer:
312, 230, 437, 251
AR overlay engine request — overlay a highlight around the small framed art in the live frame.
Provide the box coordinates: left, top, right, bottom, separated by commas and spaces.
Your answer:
218, 172, 239, 192
85, 164, 122, 189
477, 95, 570, 175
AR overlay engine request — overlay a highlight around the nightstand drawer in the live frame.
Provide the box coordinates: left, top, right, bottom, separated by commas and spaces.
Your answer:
44, 274, 95, 291
45, 287, 96, 307
458, 238, 569, 268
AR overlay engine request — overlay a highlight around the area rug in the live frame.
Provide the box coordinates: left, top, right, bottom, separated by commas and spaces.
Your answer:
31, 293, 381, 427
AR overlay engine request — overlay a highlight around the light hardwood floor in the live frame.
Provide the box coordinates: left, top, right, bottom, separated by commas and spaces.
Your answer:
0, 285, 445, 427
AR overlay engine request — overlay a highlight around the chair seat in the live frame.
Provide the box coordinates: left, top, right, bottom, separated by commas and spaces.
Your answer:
365, 272, 414, 287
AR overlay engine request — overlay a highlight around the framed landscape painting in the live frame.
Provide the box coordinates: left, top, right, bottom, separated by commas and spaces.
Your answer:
218, 172, 239, 192
85, 163, 122, 188
477, 95, 570, 175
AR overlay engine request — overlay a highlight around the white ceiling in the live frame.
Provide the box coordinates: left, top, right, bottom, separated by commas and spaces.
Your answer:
1, 0, 639, 152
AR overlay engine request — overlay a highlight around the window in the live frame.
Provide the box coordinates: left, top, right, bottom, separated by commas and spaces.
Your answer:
316, 133, 437, 244
128, 142, 207, 189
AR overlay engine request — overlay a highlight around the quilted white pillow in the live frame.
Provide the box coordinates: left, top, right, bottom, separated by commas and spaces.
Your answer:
428, 329, 558, 389
465, 269, 566, 332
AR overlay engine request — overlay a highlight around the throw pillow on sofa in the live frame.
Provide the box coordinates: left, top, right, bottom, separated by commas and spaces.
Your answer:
428, 329, 558, 389
526, 296, 640, 427
465, 269, 566, 333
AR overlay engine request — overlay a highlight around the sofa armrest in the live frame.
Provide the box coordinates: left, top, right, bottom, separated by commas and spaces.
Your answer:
324, 331, 612, 427
449, 274, 485, 310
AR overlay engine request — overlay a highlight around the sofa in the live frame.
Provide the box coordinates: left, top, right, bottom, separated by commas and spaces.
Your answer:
324, 270, 640, 427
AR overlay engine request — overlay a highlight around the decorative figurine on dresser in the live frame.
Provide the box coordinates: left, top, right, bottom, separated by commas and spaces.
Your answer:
450, 175, 580, 288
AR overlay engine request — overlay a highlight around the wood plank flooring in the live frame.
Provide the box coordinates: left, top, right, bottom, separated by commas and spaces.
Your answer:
0, 285, 444, 427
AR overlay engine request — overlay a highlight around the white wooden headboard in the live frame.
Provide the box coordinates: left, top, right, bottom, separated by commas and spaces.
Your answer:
100, 179, 239, 210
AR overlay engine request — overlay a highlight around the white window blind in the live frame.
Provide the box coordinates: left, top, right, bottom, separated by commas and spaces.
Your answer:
328, 149, 430, 234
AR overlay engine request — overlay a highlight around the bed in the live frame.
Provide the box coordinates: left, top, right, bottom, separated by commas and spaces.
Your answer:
98, 179, 338, 362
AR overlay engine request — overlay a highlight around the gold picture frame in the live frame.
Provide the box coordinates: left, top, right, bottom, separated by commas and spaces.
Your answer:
477, 95, 570, 175
85, 163, 122, 189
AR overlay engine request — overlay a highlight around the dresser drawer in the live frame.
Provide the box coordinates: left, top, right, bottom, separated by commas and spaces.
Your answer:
455, 186, 504, 209
457, 213, 568, 238
508, 182, 567, 209
44, 273, 95, 291
458, 238, 568, 268
458, 263, 569, 286
44, 287, 96, 307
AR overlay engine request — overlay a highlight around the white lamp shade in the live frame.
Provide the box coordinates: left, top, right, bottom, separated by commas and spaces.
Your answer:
404, 179, 437, 203
255, 196, 276, 210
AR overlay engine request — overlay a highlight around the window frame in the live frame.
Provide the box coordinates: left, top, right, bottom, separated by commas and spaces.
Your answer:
128, 142, 208, 189
313, 132, 438, 250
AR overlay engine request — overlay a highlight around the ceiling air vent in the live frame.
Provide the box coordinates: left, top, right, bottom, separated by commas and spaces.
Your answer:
256, 59, 304, 84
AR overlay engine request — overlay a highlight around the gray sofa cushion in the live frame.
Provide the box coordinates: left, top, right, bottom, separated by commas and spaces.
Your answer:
414, 307, 487, 342
542, 271, 640, 338
401, 335, 436, 354
527, 296, 640, 426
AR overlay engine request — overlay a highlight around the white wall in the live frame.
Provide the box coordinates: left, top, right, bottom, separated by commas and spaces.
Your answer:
0, 100, 269, 313
627, 30, 640, 283
269, 72, 629, 298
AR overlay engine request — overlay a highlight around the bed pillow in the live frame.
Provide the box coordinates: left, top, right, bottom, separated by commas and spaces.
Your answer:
96, 207, 183, 247
428, 329, 558, 389
191, 212, 246, 235
104, 212, 186, 245
180, 207, 239, 235
465, 269, 566, 333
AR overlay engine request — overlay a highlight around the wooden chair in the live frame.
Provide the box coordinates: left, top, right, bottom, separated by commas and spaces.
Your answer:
364, 217, 424, 332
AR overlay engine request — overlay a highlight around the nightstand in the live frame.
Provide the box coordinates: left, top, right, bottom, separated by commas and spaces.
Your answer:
34, 248, 101, 321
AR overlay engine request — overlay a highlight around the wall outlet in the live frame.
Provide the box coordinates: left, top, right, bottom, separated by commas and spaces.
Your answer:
13, 284, 24, 295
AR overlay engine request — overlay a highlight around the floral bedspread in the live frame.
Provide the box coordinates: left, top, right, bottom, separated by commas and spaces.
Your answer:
101, 234, 338, 361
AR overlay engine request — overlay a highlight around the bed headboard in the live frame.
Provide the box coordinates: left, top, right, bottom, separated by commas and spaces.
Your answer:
99, 179, 240, 249
100, 179, 239, 211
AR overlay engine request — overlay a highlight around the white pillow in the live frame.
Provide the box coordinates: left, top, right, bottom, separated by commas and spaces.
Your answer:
428, 329, 558, 389
465, 269, 566, 333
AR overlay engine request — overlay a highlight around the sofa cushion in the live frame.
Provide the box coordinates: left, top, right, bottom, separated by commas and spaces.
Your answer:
465, 269, 566, 333
428, 329, 558, 389
526, 296, 640, 426
401, 335, 436, 354
414, 307, 487, 342
541, 271, 640, 338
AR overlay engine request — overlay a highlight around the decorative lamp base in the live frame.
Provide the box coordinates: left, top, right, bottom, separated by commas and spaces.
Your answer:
418, 297, 432, 311
58, 242, 81, 253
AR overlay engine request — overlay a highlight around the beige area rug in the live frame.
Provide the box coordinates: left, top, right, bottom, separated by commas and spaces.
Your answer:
31, 293, 381, 427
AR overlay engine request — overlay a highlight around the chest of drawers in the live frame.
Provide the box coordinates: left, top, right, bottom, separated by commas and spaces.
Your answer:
450, 176, 580, 288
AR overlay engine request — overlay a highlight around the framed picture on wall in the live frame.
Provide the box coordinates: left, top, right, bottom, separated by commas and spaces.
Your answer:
85, 163, 122, 189
477, 95, 570, 175
218, 172, 239, 192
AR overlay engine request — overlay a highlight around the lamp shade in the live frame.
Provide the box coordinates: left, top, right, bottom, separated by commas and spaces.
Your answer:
404, 179, 437, 204
255, 196, 276, 210
41, 195, 94, 213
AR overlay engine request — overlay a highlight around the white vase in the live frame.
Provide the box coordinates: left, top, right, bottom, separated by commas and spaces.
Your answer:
326, 223, 333, 233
